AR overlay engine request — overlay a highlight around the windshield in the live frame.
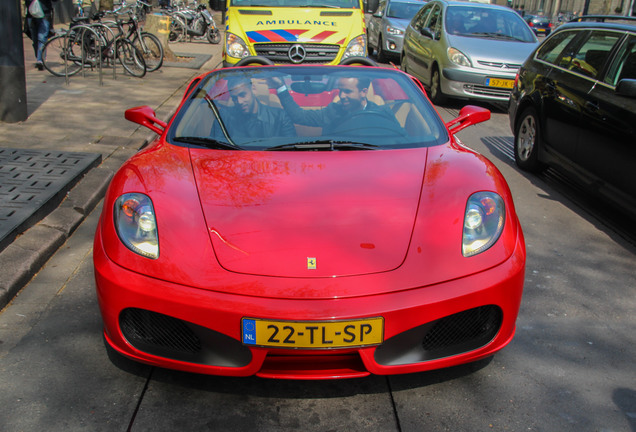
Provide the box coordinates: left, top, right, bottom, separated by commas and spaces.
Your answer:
387, 2, 424, 20
229, 0, 361, 7
168, 66, 447, 151
445, 6, 536, 42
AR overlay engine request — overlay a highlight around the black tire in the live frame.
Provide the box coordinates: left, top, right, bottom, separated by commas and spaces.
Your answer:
133, 32, 163, 72
115, 39, 146, 78
42, 34, 83, 77
429, 66, 447, 105
514, 106, 546, 172
207, 27, 221, 44
366, 31, 374, 56
376, 36, 387, 63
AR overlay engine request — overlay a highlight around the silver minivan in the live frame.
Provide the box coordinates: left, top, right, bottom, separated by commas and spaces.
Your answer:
401, 0, 538, 104
367, 0, 426, 62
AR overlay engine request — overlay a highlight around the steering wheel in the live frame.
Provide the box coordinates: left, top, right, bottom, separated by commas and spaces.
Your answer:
234, 56, 275, 67
332, 110, 408, 137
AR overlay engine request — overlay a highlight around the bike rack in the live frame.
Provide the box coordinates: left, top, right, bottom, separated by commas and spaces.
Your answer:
61, 24, 118, 85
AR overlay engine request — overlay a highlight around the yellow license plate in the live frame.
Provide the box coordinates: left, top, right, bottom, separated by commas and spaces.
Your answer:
241, 317, 384, 349
486, 78, 514, 88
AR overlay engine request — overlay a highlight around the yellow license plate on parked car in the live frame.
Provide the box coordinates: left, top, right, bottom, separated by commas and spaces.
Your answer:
241, 317, 384, 348
486, 78, 514, 89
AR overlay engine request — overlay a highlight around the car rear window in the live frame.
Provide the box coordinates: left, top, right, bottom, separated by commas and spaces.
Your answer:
536, 30, 578, 64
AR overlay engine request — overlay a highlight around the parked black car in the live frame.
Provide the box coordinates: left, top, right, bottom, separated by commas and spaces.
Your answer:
509, 16, 636, 220
524, 14, 552, 36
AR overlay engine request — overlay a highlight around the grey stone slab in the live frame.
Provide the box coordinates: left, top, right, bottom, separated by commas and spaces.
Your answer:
0, 148, 101, 251
131, 370, 398, 432
0, 208, 149, 432
63, 166, 114, 216
0, 225, 66, 308
40, 205, 85, 237
164, 52, 214, 69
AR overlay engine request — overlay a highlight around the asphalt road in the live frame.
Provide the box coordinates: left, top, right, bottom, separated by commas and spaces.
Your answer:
1, 77, 635, 432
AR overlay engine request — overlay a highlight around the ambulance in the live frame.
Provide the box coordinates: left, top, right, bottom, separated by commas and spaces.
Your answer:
223, 0, 368, 66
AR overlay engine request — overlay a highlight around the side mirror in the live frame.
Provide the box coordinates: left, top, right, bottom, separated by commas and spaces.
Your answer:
125, 106, 167, 135
616, 78, 636, 98
420, 27, 436, 39
445, 105, 491, 134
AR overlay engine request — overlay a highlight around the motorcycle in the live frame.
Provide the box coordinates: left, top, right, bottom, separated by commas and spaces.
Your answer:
169, 4, 221, 44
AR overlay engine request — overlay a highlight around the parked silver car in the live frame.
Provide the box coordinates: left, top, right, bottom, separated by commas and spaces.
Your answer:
401, 0, 538, 104
367, 0, 426, 62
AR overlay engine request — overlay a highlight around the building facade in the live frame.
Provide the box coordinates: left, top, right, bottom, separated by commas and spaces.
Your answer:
499, 0, 635, 19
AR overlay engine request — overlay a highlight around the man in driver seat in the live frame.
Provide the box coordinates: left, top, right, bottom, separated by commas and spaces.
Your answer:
222, 77, 296, 138
269, 76, 399, 134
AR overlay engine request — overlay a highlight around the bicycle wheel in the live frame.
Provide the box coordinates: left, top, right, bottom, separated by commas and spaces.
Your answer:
132, 32, 163, 72
169, 16, 187, 43
115, 39, 147, 77
42, 34, 83, 77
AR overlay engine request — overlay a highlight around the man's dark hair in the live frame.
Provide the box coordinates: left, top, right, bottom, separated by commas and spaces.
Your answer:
356, 77, 371, 91
226, 76, 253, 93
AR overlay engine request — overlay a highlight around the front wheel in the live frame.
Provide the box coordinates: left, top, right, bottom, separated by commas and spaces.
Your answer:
116, 39, 146, 78
133, 32, 163, 72
376, 36, 387, 63
42, 34, 83, 77
429, 66, 447, 105
514, 106, 546, 172
169, 17, 187, 43
207, 27, 221, 44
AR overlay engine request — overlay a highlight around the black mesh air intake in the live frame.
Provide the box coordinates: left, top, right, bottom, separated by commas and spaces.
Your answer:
422, 305, 502, 352
120, 308, 202, 355
375, 305, 504, 366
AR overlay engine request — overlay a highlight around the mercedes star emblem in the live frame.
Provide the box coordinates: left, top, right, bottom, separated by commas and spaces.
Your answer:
288, 44, 306, 64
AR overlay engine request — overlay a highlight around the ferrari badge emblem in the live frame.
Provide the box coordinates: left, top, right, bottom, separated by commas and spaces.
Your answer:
307, 257, 317, 270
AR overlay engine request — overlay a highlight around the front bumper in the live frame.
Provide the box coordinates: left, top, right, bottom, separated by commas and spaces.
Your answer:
94, 226, 525, 379
381, 32, 404, 56
442, 67, 517, 102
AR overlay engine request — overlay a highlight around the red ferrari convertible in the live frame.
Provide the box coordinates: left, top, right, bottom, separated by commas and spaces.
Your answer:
94, 63, 525, 379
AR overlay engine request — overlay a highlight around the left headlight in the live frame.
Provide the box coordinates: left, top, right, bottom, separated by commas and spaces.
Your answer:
386, 26, 404, 36
342, 34, 367, 60
462, 192, 505, 257
114, 193, 159, 259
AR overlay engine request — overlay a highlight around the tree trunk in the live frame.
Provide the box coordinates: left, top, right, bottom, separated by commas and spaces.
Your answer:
143, 14, 177, 62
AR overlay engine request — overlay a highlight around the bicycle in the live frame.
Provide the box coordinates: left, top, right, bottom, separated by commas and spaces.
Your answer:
122, 9, 164, 72
42, 12, 147, 78
87, 7, 163, 72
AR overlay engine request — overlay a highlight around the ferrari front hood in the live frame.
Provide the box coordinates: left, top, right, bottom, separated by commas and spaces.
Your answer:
190, 148, 427, 277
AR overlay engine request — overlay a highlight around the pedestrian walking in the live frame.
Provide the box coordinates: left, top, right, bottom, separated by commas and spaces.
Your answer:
25, 0, 58, 70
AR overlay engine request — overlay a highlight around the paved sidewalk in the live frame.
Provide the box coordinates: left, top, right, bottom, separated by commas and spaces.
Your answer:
0, 34, 223, 309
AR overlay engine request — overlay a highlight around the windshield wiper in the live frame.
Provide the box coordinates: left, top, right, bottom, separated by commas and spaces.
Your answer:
173, 136, 242, 150
469, 32, 520, 41
266, 140, 380, 151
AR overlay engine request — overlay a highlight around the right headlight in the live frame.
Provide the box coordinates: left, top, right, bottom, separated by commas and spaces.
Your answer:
114, 193, 159, 259
462, 191, 505, 257
447, 47, 471, 67
226, 32, 250, 59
